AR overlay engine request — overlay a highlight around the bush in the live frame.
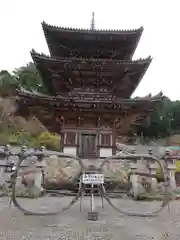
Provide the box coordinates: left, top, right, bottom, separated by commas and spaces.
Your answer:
36, 132, 61, 151
0, 126, 36, 146
0, 124, 61, 152
9, 130, 36, 146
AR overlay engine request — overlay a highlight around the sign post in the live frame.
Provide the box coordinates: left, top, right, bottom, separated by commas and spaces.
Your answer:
82, 173, 104, 221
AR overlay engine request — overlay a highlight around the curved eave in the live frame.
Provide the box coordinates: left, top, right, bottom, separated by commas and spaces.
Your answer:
42, 21, 143, 34
129, 28, 143, 59
31, 50, 151, 64
130, 58, 152, 97
131, 108, 162, 127
16, 88, 163, 120
31, 50, 152, 96
132, 94, 164, 125
42, 21, 144, 58
16, 88, 164, 104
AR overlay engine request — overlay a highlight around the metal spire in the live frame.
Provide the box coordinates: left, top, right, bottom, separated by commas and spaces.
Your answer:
90, 12, 95, 30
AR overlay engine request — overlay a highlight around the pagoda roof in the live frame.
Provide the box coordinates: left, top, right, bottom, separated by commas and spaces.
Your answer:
42, 21, 143, 60
16, 88, 163, 132
31, 50, 151, 98
42, 21, 143, 34
16, 87, 163, 113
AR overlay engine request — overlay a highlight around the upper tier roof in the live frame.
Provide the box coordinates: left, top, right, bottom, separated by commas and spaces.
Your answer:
31, 50, 151, 98
42, 21, 143, 60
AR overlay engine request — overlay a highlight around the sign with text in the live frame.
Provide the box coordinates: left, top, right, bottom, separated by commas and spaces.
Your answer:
82, 173, 104, 184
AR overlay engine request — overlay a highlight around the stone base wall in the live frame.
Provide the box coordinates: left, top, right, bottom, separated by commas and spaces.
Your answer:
0, 150, 177, 198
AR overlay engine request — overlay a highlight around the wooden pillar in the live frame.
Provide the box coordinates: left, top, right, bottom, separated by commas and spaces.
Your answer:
77, 116, 81, 127
96, 117, 101, 158
97, 117, 100, 128
55, 113, 64, 151
76, 116, 81, 156
112, 118, 117, 155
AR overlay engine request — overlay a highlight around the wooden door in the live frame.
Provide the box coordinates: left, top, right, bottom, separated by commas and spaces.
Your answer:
80, 134, 97, 158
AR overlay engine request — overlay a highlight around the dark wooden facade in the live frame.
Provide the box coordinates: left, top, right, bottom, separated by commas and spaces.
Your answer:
42, 22, 143, 60
16, 20, 163, 159
31, 51, 151, 98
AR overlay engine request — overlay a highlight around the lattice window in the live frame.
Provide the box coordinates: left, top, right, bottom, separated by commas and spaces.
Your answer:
101, 134, 111, 146
65, 132, 76, 145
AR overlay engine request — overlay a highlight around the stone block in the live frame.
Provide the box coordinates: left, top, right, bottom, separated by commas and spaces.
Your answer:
88, 211, 99, 221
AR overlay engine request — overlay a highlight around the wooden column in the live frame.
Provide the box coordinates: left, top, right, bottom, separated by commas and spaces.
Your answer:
76, 116, 81, 156
112, 118, 118, 155
55, 113, 64, 151
97, 117, 101, 158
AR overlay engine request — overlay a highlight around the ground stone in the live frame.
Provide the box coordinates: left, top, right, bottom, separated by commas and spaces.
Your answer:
0, 196, 180, 239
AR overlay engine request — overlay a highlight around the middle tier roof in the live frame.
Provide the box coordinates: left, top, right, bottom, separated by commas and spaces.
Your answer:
31, 50, 152, 98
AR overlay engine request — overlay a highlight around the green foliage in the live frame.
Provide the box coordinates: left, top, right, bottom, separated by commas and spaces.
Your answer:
137, 98, 180, 139
0, 62, 47, 96
0, 70, 18, 96
0, 122, 60, 151
0, 130, 61, 151
13, 62, 47, 93
35, 132, 61, 151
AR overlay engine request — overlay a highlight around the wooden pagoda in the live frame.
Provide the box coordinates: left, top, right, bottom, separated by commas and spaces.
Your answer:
16, 14, 163, 159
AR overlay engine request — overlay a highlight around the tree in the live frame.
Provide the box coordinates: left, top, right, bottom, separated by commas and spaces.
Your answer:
0, 70, 18, 96
13, 62, 46, 93
137, 97, 180, 138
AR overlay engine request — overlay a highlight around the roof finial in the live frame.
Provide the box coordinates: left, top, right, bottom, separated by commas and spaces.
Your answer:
90, 12, 95, 30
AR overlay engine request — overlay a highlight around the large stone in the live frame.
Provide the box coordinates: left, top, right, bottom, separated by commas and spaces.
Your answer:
12, 155, 81, 193
43, 156, 81, 186
101, 159, 131, 191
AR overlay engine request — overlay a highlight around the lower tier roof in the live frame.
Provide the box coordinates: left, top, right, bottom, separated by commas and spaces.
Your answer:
16, 88, 163, 113
16, 89, 163, 135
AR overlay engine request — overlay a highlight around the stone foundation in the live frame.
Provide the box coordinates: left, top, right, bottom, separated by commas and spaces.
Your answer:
0, 148, 178, 199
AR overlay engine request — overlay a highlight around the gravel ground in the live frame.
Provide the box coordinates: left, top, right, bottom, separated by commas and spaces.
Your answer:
0, 196, 180, 239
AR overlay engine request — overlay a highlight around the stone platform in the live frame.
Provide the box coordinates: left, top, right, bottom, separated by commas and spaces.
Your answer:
0, 196, 180, 239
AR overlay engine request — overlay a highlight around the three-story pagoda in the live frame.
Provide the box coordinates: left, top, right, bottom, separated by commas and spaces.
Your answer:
16, 13, 163, 159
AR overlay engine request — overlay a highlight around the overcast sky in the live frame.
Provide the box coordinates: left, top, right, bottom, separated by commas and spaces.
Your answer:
0, 0, 179, 100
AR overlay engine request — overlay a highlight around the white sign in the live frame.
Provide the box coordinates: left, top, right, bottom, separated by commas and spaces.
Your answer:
82, 173, 104, 184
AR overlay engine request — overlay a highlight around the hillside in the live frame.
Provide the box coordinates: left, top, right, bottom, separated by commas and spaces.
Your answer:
0, 95, 61, 151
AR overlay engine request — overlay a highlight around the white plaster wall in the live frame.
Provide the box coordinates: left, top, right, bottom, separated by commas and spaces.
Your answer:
63, 146, 77, 156
100, 148, 112, 158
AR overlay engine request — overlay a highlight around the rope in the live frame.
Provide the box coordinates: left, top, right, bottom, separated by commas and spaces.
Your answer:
100, 184, 170, 217
10, 151, 171, 217
99, 155, 171, 217
10, 154, 82, 216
